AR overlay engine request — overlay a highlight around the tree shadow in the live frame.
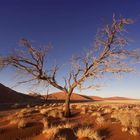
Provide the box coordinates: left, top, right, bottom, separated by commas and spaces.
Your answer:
98, 128, 111, 139
70, 111, 80, 117
56, 128, 77, 140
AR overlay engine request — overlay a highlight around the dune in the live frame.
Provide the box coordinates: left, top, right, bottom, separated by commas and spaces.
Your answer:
105, 96, 132, 100
45, 92, 133, 101
0, 83, 40, 104
0, 83, 133, 104
47, 92, 92, 101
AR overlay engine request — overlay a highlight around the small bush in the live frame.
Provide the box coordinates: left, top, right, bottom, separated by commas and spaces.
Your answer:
75, 127, 103, 140
119, 114, 131, 127
40, 109, 49, 115
10, 118, 20, 125
18, 119, 28, 128
91, 112, 101, 117
121, 127, 128, 132
131, 116, 140, 128
42, 118, 50, 129
80, 106, 88, 114
129, 128, 139, 136
43, 126, 59, 140
48, 110, 64, 119
96, 116, 105, 126
104, 108, 112, 114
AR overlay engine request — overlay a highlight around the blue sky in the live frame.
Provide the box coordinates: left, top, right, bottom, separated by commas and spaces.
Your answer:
0, 0, 140, 98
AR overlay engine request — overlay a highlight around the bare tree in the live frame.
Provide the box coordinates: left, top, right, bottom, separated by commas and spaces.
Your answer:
43, 88, 49, 101
0, 15, 139, 117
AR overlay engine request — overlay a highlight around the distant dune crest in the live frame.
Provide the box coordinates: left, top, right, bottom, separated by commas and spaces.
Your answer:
0, 83, 132, 104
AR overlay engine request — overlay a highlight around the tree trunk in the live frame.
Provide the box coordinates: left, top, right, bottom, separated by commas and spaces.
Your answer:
64, 93, 71, 117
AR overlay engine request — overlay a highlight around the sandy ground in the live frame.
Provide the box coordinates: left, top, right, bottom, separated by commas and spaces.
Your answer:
0, 100, 140, 140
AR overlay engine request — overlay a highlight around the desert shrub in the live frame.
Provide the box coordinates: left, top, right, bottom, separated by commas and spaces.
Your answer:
48, 110, 64, 119
131, 116, 140, 128
42, 118, 50, 129
103, 108, 112, 114
80, 106, 88, 114
119, 114, 131, 127
110, 112, 118, 119
43, 126, 59, 140
43, 104, 47, 107
42, 122, 76, 140
111, 112, 140, 135
52, 103, 56, 107
111, 106, 119, 110
40, 108, 49, 115
96, 116, 105, 126
70, 104, 77, 109
87, 107, 93, 113
88, 110, 93, 113
35, 105, 39, 109
115, 113, 140, 128
57, 106, 63, 110
10, 118, 20, 125
38, 106, 43, 109
91, 112, 101, 117
20, 108, 28, 113
97, 107, 104, 112
18, 119, 28, 128
75, 127, 103, 140
129, 128, 139, 136
59, 122, 76, 129
121, 127, 128, 132
17, 108, 35, 118
76, 104, 82, 109
17, 112, 25, 118
88, 106, 93, 110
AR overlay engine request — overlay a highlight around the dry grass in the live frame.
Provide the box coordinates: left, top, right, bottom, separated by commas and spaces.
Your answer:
48, 109, 64, 119
103, 108, 112, 114
42, 117, 50, 129
121, 127, 128, 132
75, 127, 103, 140
17, 108, 37, 118
96, 116, 105, 126
129, 128, 139, 136
42, 122, 76, 140
112, 112, 140, 127
43, 126, 59, 140
40, 108, 49, 115
59, 122, 76, 129
91, 112, 101, 117
131, 116, 140, 128
110, 108, 140, 136
18, 119, 28, 128
10, 118, 20, 125
80, 106, 88, 114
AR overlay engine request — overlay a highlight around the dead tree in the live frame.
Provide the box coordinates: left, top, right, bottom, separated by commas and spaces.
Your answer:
43, 88, 49, 101
0, 15, 139, 117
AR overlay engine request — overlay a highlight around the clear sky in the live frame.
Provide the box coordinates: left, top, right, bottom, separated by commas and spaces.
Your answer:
0, 0, 140, 98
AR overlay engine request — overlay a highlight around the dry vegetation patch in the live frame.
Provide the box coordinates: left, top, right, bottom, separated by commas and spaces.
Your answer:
43, 126, 60, 140
75, 127, 104, 140
18, 119, 28, 129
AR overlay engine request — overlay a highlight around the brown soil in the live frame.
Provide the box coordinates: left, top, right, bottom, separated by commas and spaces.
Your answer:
0, 102, 140, 140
